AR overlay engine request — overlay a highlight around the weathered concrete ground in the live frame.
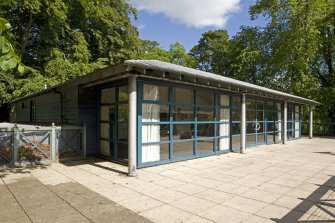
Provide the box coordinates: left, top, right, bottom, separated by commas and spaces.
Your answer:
0, 169, 151, 222
1, 137, 334, 223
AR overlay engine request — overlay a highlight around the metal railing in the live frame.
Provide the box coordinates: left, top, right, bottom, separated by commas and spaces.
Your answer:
0, 123, 86, 167
302, 122, 335, 137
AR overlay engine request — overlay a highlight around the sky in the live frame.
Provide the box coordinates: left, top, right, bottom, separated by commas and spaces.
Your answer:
130, 0, 267, 52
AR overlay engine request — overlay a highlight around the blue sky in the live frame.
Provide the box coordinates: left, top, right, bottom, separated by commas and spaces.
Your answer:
131, 0, 266, 52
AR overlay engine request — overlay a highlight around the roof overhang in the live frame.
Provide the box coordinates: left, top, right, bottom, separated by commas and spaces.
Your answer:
125, 60, 320, 106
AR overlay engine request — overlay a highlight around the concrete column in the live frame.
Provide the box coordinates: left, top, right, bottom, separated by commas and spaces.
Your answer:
240, 93, 246, 153
128, 75, 137, 177
283, 101, 287, 144
309, 105, 313, 139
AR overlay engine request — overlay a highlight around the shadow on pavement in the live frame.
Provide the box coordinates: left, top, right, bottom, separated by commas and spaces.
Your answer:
272, 175, 335, 223
314, 151, 335, 156
0, 165, 47, 179
61, 157, 128, 175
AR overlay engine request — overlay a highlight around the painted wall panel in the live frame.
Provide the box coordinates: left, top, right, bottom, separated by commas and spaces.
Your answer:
35, 93, 61, 123
78, 86, 97, 155
15, 99, 31, 122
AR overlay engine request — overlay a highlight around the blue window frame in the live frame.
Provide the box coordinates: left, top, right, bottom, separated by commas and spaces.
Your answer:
246, 98, 266, 147
138, 80, 237, 167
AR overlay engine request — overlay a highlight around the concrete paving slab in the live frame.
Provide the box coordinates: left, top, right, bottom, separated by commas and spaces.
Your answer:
0, 172, 151, 223
169, 196, 217, 214
1, 137, 335, 223
141, 204, 193, 223
198, 204, 252, 223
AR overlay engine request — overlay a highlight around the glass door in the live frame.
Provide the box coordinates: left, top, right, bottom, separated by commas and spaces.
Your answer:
99, 85, 129, 163
246, 99, 265, 147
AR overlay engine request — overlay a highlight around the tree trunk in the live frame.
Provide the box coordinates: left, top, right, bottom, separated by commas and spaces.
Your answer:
20, 12, 34, 53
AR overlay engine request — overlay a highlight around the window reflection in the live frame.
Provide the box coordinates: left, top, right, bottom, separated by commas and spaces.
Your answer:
197, 140, 213, 153
232, 123, 240, 135
246, 99, 256, 110
197, 124, 214, 138
198, 91, 213, 106
101, 88, 115, 104
173, 124, 194, 140
232, 136, 240, 148
219, 95, 230, 107
197, 107, 214, 121
142, 104, 169, 122
144, 84, 169, 101
173, 106, 194, 121
232, 96, 241, 108
118, 86, 128, 102
173, 141, 194, 157
173, 88, 193, 104
232, 110, 241, 121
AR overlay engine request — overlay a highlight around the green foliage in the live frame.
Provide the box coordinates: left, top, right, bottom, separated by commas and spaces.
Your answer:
0, 0, 139, 103
136, 40, 196, 67
248, 0, 335, 122
190, 30, 229, 74
136, 40, 171, 62
0, 17, 24, 74
0, 0, 138, 69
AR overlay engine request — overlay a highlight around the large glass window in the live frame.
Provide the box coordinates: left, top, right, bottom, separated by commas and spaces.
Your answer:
141, 84, 171, 163
140, 83, 235, 165
231, 96, 241, 150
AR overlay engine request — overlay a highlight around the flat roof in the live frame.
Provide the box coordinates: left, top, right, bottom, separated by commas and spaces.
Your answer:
125, 60, 320, 105
11, 60, 319, 105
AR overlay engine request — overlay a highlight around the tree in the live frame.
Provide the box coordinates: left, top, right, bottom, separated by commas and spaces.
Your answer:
136, 40, 196, 67
136, 40, 171, 62
0, 0, 139, 79
190, 30, 230, 74
249, 0, 335, 122
169, 42, 196, 67
0, 17, 44, 105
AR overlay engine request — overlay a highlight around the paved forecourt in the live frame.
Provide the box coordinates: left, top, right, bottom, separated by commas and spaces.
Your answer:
1, 137, 334, 222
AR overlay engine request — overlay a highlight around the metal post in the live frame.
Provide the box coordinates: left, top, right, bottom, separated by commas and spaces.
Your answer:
51, 123, 57, 162
283, 101, 287, 144
309, 105, 313, 139
13, 125, 19, 166
82, 124, 87, 158
128, 75, 137, 176
240, 93, 246, 153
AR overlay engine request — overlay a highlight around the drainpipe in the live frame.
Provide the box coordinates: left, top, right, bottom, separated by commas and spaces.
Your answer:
309, 105, 313, 139
128, 75, 137, 177
240, 93, 246, 154
283, 101, 287, 144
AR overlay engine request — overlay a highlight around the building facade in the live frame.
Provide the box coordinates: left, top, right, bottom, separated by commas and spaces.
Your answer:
10, 60, 319, 175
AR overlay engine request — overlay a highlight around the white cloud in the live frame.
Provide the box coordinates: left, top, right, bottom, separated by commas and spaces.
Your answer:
130, 0, 241, 28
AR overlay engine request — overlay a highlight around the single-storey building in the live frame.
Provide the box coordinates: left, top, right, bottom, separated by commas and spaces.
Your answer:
10, 60, 319, 176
